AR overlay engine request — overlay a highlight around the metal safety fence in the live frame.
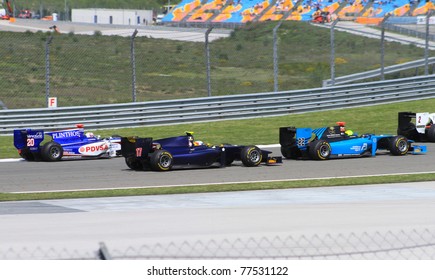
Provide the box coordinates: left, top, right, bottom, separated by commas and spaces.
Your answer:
1, 75, 434, 135
2, 228, 435, 260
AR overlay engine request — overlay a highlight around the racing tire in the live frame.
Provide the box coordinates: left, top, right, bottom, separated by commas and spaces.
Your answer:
389, 136, 409, 156
150, 149, 173, 171
41, 142, 63, 161
125, 157, 143, 171
280, 145, 301, 159
309, 140, 331, 160
427, 125, 435, 142
240, 146, 263, 167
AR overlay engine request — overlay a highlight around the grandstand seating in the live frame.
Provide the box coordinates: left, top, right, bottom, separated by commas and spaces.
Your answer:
164, 0, 435, 24
338, 0, 365, 18
372, 0, 410, 17
392, 1, 411, 16
258, 0, 293, 22
412, 0, 435, 16
212, 1, 243, 22
291, 0, 342, 21
186, 0, 227, 22
164, 0, 201, 22
240, 0, 272, 23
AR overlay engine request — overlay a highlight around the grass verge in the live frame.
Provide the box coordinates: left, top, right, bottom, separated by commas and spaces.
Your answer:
1, 173, 435, 202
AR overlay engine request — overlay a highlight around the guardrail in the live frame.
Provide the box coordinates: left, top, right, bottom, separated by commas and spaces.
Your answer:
322, 57, 435, 87
1, 75, 434, 135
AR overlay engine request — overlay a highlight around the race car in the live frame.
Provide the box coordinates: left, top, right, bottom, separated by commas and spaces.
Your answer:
13, 124, 121, 161
121, 132, 281, 171
279, 122, 426, 160
397, 112, 435, 142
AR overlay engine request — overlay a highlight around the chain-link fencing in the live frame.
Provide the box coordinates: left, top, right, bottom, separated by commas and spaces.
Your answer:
0, 19, 433, 109
2, 228, 435, 260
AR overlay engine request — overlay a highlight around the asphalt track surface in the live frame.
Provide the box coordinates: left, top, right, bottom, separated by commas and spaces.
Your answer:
2, 144, 435, 259
1, 182, 435, 259
1, 144, 435, 193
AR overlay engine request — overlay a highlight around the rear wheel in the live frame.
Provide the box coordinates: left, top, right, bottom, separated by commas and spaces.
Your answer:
41, 142, 63, 161
20, 147, 35, 161
309, 140, 331, 160
241, 146, 262, 167
280, 145, 301, 159
125, 157, 143, 170
389, 136, 409, 156
427, 125, 435, 142
150, 150, 173, 171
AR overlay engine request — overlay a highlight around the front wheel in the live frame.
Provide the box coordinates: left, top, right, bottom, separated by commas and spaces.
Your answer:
241, 146, 263, 167
389, 136, 409, 156
41, 142, 63, 161
150, 150, 173, 171
309, 140, 331, 160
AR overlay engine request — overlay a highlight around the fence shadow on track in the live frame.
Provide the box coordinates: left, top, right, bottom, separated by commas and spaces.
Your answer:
2, 228, 435, 260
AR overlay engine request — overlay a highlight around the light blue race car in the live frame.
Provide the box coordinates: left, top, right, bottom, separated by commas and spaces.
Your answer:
279, 122, 427, 160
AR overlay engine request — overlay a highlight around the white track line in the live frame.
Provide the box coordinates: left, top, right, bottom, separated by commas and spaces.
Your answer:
10, 171, 435, 194
0, 158, 23, 163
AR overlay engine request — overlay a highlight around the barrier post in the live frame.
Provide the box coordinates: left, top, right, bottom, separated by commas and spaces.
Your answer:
45, 33, 54, 107
425, 10, 433, 75
205, 27, 213, 97
330, 19, 339, 86
131, 29, 139, 102
380, 14, 391, 80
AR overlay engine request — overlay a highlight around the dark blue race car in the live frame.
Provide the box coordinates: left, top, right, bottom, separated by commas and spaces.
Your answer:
121, 132, 281, 171
13, 124, 121, 161
279, 122, 427, 160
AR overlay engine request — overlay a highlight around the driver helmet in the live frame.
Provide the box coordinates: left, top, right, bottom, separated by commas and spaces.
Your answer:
345, 130, 354, 136
336, 121, 346, 134
185, 131, 195, 147
85, 132, 94, 138
193, 140, 203, 146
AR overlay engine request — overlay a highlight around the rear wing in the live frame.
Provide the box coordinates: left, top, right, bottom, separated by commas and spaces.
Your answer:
398, 112, 416, 129
398, 111, 433, 134
121, 137, 153, 158
13, 129, 45, 152
279, 127, 297, 147
280, 125, 349, 150
279, 127, 313, 150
